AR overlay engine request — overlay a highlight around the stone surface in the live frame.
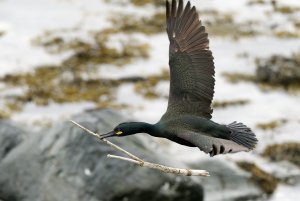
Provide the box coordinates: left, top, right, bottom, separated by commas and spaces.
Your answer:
256, 54, 300, 87
0, 109, 272, 201
0, 109, 204, 201
189, 159, 263, 201
0, 120, 25, 162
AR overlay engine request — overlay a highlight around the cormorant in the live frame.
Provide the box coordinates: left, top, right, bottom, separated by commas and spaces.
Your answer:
100, 0, 258, 157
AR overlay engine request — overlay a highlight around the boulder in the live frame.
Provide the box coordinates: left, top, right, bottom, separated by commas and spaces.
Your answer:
0, 120, 25, 161
256, 54, 300, 88
0, 109, 272, 201
189, 159, 263, 201
0, 109, 204, 201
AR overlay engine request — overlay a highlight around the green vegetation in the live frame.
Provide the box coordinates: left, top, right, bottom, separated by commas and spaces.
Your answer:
105, 0, 164, 7
247, 0, 267, 6
134, 69, 169, 99
262, 143, 300, 168
129, 0, 165, 7
0, 24, 152, 116
213, 99, 250, 109
222, 72, 256, 83
274, 31, 300, 39
256, 119, 287, 130
0, 31, 5, 37
237, 161, 278, 194
108, 11, 165, 35
204, 11, 259, 39
273, 6, 300, 14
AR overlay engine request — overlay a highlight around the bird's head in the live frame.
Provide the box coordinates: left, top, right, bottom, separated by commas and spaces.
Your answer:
99, 122, 152, 139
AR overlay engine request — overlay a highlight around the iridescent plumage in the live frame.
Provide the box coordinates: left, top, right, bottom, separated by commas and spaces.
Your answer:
100, 0, 258, 157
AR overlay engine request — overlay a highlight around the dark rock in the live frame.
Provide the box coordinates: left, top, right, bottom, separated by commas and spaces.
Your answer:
256, 54, 300, 88
0, 120, 25, 161
0, 109, 204, 201
0, 109, 276, 201
189, 159, 263, 201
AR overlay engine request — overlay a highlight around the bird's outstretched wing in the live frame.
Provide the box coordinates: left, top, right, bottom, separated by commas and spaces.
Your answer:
177, 131, 249, 157
162, 0, 215, 120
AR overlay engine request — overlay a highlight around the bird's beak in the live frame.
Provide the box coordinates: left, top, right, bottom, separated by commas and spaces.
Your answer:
99, 131, 115, 139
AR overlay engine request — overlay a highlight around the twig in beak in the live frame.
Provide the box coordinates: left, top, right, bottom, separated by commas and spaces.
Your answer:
70, 120, 210, 177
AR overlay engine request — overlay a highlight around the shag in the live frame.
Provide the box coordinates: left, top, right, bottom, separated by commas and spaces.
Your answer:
100, 0, 258, 156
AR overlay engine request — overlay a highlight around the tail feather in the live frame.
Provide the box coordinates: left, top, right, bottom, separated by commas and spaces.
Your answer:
227, 121, 258, 150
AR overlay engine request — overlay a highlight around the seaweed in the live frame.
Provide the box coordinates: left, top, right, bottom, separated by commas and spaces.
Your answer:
108, 11, 165, 35
129, 0, 165, 7
134, 69, 169, 99
0, 31, 5, 37
262, 143, 300, 168
256, 119, 287, 130
237, 161, 278, 195
213, 99, 250, 109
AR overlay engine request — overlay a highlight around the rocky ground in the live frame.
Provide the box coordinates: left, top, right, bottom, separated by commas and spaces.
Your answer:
0, 109, 265, 201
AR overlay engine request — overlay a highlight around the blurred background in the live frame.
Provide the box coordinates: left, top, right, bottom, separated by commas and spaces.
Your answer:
0, 0, 300, 200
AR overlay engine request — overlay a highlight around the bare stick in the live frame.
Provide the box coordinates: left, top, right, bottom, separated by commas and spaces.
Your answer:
108, 154, 210, 176
70, 120, 142, 162
70, 120, 210, 177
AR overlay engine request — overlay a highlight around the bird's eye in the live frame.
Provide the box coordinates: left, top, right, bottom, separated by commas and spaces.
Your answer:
115, 130, 123, 135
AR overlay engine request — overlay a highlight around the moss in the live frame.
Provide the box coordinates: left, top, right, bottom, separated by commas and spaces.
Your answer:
32, 119, 53, 128
129, 0, 165, 7
274, 6, 300, 14
237, 161, 278, 194
294, 21, 300, 29
0, 109, 11, 119
274, 31, 299, 39
247, 0, 266, 6
0, 31, 5, 37
256, 119, 287, 130
108, 11, 165, 35
0, 100, 23, 119
222, 72, 256, 83
213, 99, 250, 108
0, 34, 149, 111
134, 69, 169, 99
204, 11, 259, 39
262, 143, 300, 168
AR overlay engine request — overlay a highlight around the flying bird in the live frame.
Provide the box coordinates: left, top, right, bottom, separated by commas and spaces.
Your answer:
100, 0, 257, 157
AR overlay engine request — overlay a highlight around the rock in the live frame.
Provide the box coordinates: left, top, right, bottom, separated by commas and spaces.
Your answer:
0, 109, 204, 201
0, 120, 25, 161
256, 54, 300, 88
0, 109, 278, 201
189, 159, 263, 201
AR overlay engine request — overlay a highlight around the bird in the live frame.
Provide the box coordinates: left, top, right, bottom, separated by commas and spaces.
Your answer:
100, 0, 258, 157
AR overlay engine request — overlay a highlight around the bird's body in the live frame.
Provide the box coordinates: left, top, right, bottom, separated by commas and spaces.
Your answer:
101, 0, 258, 157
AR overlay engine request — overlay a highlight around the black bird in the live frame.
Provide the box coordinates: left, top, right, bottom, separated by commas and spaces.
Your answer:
100, 0, 258, 157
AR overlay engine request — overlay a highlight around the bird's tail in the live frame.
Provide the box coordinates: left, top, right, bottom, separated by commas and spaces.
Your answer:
227, 121, 258, 150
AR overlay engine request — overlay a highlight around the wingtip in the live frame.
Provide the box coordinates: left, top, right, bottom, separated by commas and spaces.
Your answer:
166, 0, 170, 19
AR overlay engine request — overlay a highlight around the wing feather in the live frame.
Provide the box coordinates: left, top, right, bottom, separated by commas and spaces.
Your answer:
163, 0, 215, 120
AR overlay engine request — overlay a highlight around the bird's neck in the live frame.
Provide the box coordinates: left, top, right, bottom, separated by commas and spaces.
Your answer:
128, 122, 155, 135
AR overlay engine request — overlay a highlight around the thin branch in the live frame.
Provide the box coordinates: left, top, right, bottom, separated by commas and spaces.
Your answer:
70, 120, 142, 162
108, 154, 210, 176
70, 120, 209, 177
